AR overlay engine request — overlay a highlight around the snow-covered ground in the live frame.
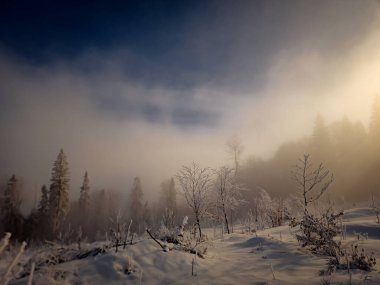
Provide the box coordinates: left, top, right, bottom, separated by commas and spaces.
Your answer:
3, 207, 380, 285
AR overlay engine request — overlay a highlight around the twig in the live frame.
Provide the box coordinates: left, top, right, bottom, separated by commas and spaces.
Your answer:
0, 233, 11, 254
27, 262, 35, 285
0, 241, 27, 285
146, 229, 166, 251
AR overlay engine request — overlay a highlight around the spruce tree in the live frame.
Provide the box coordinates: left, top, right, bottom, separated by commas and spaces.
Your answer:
36, 184, 49, 239
129, 177, 143, 234
49, 149, 70, 236
142, 201, 151, 229
79, 171, 90, 236
38, 185, 49, 215
370, 95, 380, 152
0, 175, 23, 239
159, 177, 177, 214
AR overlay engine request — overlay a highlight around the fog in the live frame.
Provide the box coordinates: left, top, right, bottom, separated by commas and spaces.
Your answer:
1, 0, 380, 208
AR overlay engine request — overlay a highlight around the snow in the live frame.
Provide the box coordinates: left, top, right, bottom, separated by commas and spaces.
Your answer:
3, 207, 380, 284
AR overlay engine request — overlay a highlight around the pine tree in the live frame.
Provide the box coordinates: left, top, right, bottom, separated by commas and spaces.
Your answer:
369, 95, 380, 152
92, 189, 108, 240
49, 149, 70, 237
159, 177, 177, 215
0, 175, 23, 239
38, 185, 49, 215
79, 171, 90, 236
142, 201, 151, 229
34, 184, 50, 239
129, 177, 143, 234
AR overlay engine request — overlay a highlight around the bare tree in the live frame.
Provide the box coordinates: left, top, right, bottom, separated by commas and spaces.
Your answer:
291, 154, 334, 213
176, 162, 212, 240
214, 166, 245, 234
251, 187, 272, 229
226, 135, 244, 176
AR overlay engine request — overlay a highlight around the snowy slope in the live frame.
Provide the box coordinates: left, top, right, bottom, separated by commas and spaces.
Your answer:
4, 207, 380, 285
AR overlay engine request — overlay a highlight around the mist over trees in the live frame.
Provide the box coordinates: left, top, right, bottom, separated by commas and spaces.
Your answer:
239, 96, 380, 203
1, 97, 380, 243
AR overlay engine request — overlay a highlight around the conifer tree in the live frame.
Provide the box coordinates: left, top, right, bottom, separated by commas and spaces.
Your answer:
369, 95, 380, 152
35, 184, 50, 239
48, 149, 70, 236
129, 177, 143, 234
0, 175, 23, 239
142, 201, 151, 229
79, 171, 90, 235
38, 185, 49, 216
159, 177, 177, 214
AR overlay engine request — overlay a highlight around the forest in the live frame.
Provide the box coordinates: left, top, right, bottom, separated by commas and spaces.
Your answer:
1, 96, 380, 246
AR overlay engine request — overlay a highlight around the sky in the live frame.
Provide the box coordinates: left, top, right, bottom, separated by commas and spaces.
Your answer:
1, 0, 380, 205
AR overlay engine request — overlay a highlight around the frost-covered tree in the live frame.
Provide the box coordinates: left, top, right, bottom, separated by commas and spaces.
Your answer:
0, 175, 23, 239
176, 162, 212, 240
48, 149, 70, 236
214, 166, 245, 234
79, 171, 90, 235
249, 187, 274, 229
267, 197, 288, 227
291, 154, 334, 213
129, 177, 144, 234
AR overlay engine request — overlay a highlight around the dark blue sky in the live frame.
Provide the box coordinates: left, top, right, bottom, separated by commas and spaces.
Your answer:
0, 1, 191, 58
2, 0, 376, 91
0, 1, 221, 88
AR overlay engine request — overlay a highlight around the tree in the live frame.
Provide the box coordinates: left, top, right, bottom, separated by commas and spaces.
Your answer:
142, 201, 152, 229
79, 171, 90, 235
92, 189, 108, 240
49, 148, 70, 237
226, 135, 244, 177
35, 184, 49, 239
214, 166, 245, 234
129, 177, 144, 234
0, 175, 23, 239
251, 187, 272, 229
311, 114, 333, 163
176, 162, 212, 240
369, 95, 380, 152
159, 177, 177, 221
291, 154, 334, 213
38, 185, 49, 215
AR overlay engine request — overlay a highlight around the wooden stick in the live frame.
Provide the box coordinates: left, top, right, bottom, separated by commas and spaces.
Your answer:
146, 229, 166, 251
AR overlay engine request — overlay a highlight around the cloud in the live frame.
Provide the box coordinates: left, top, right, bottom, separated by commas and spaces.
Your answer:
0, 0, 379, 209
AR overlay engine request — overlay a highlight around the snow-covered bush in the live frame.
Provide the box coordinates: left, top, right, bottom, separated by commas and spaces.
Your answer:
328, 244, 377, 273
346, 245, 376, 271
294, 209, 377, 273
293, 208, 344, 263
157, 216, 189, 245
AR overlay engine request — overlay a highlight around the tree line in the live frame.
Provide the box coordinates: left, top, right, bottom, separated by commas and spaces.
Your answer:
1, 96, 379, 243
239, 95, 380, 203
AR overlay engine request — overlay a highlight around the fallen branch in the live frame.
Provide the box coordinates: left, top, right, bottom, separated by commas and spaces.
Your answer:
146, 229, 166, 251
